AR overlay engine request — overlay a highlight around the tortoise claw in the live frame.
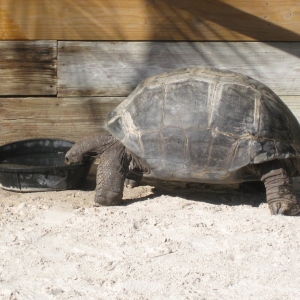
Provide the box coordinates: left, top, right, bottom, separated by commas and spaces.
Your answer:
269, 202, 281, 215
125, 178, 140, 188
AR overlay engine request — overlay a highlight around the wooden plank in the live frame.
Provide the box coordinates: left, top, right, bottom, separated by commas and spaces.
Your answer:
0, 97, 123, 145
0, 41, 57, 96
1, 0, 300, 41
58, 41, 300, 97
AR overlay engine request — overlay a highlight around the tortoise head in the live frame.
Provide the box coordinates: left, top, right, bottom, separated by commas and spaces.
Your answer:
65, 146, 84, 165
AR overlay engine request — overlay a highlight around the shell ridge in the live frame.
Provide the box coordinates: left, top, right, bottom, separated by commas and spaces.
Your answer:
226, 138, 240, 176
204, 129, 215, 172
207, 82, 219, 128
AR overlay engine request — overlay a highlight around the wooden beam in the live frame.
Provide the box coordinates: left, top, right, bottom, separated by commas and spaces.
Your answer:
0, 41, 57, 96
1, 0, 300, 41
58, 41, 300, 97
0, 97, 123, 145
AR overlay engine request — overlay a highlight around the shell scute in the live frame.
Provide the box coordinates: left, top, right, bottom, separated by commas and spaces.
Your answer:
258, 94, 291, 141
185, 128, 212, 171
206, 132, 238, 171
161, 127, 186, 164
124, 84, 164, 132
210, 83, 259, 137
229, 139, 252, 172
164, 80, 213, 129
275, 141, 297, 159
140, 131, 161, 160
251, 139, 276, 163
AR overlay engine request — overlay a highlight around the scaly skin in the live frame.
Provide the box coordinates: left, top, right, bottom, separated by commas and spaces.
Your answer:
261, 168, 300, 215
94, 140, 130, 206
65, 134, 148, 205
259, 161, 300, 216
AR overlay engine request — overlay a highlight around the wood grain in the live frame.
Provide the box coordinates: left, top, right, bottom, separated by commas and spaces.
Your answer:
58, 41, 300, 97
0, 97, 123, 145
0, 41, 57, 96
1, 0, 300, 41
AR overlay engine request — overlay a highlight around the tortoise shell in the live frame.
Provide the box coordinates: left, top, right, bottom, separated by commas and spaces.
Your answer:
107, 68, 300, 183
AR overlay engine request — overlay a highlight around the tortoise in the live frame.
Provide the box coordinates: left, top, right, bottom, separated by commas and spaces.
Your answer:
65, 68, 300, 215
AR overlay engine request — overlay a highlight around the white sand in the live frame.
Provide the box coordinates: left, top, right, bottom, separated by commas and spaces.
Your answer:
0, 172, 300, 300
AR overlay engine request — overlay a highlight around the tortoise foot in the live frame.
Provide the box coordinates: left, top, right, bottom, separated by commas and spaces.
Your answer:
261, 165, 300, 216
94, 190, 122, 206
269, 201, 300, 216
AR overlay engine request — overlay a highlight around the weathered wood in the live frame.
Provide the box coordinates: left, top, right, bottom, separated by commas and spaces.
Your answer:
58, 41, 300, 97
0, 41, 57, 96
1, 0, 300, 41
0, 97, 123, 145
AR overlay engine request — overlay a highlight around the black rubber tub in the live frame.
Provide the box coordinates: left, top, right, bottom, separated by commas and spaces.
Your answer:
0, 139, 94, 192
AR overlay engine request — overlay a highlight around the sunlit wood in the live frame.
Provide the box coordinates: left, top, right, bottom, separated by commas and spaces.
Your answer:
1, 0, 300, 41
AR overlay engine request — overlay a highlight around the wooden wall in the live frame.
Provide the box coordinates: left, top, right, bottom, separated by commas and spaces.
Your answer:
1, 1, 300, 145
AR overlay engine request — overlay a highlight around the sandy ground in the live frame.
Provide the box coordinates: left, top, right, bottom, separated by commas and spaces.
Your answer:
0, 166, 300, 300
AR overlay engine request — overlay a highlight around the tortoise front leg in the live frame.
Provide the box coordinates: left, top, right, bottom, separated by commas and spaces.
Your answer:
95, 141, 130, 206
261, 165, 300, 215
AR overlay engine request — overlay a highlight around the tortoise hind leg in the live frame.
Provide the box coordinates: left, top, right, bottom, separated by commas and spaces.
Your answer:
260, 162, 300, 215
95, 141, 130, 206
